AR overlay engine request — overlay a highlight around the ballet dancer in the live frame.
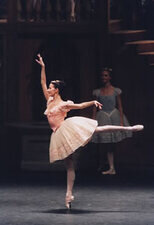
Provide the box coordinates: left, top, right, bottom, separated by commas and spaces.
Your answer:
35, 54, 144, 209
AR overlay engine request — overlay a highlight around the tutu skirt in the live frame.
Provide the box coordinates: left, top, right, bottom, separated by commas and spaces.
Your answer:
49, 116, 98, 163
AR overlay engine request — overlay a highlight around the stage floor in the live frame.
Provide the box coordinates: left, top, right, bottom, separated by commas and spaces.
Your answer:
0, 171, 154, 225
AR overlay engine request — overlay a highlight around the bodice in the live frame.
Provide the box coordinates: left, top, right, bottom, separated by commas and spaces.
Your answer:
44, 97, 73, 131
93, 87, 122, 113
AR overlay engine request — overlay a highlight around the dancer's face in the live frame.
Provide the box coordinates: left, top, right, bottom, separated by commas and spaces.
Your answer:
47, 83, 58, 96
101, 71, 111, 84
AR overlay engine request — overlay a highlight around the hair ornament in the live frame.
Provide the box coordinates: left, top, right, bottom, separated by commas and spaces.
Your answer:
103, 67, 112, 72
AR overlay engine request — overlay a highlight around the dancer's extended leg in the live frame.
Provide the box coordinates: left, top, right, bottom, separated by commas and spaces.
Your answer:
95, 125, 144, 133
64, 155, 75, 209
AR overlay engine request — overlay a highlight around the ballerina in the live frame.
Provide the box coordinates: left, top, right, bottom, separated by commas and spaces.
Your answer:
35, 54, 144, 209
92, 67, 132, 175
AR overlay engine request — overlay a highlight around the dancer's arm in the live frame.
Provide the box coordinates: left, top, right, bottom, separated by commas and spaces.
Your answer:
117, 95, 124, 126
67, 100, 102, 110
92, 105, 97, 119
35, 54, 49, 101
92, 89, 98, 119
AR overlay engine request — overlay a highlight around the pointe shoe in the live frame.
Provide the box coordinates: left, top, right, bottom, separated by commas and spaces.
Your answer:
102, 168, 116, 175
131, 125, 144, 132
65, 195, 74, 209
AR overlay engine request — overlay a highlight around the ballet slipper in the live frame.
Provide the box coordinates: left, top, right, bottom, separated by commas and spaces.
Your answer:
70, 16, 76, 22
102, 168, 116, 175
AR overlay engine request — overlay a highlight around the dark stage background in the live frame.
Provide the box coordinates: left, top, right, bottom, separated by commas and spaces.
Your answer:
0, 0, 153, 177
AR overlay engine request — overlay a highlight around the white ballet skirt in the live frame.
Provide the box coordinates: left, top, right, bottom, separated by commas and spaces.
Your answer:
44, 98, 98, 163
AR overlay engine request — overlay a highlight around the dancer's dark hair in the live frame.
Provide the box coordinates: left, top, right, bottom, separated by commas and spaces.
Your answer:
50, 80, 66, 95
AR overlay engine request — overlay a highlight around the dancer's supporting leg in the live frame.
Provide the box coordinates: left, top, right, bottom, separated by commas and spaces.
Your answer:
70, 0, 76, 21
95, 125, 144, 133
97, 143, 116, 175
103, 151, 116, 175
64, 155, 75, 209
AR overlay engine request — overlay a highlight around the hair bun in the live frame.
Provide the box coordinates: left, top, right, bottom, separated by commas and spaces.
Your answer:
103, 67, 112, 72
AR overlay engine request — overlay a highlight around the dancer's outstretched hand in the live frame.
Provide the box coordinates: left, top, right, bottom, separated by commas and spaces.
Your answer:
94, 100, 102, 109
35, 54, 45, 67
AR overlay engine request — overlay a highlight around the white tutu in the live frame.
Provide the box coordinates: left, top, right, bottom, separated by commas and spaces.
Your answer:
49, 116, 98, 163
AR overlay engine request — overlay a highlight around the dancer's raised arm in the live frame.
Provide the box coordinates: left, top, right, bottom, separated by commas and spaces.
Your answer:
67, 100, 102, 110
35, 54, 49, 100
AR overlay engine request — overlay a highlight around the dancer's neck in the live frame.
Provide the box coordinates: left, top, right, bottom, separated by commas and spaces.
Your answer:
52, 93, 62, 102
103, 82, 111, 88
